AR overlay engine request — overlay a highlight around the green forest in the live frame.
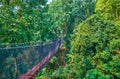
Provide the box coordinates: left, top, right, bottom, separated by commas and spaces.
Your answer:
0, 0, 120, 79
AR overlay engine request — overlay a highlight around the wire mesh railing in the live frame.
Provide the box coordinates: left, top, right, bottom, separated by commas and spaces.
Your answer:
0, 36, 63, 79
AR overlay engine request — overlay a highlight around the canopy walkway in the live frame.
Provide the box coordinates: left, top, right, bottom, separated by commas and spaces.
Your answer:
0, 36, 63, 79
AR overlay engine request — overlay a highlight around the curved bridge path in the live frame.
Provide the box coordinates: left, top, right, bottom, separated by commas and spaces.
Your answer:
0, 36, 63, 79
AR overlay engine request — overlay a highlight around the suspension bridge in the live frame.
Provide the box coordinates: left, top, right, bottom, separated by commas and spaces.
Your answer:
0, 36, 63, 79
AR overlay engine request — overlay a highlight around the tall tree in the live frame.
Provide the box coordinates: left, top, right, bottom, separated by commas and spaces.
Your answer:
47, 0, 96, 51
0, 0, 54, 43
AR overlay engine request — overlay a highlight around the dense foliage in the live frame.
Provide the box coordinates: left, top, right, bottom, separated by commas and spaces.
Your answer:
51, 14, 120, 78
46, 0, 96, 50
95, 0, 120, 20
36, 0, 120, 79
0, 0, 120, 79
0, 0, 60, 44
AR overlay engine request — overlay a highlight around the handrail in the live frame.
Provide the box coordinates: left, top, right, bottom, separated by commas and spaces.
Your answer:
0, 35, 64, 79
